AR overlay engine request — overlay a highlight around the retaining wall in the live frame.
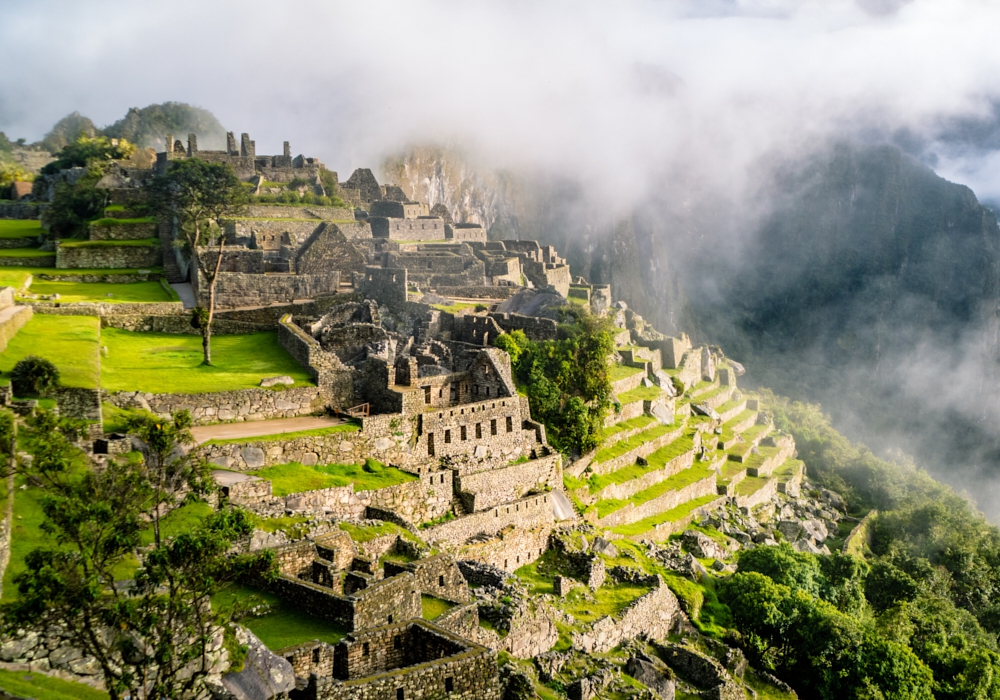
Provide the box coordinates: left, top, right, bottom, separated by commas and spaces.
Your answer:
56, 243, 161, 269
105, 385, 324, 425
571, 577, 679, 654
595, 472, 718, 528
421, 492, 554, 547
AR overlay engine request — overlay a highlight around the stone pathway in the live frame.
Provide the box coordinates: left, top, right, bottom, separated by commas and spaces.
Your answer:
170, 282, 196, 309
190, 416, 346, 445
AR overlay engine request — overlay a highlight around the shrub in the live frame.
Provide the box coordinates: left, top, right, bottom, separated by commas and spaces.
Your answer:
10, 356, 60, 397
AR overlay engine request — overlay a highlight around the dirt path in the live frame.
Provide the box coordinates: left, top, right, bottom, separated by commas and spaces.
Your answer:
190, 416, 346, 445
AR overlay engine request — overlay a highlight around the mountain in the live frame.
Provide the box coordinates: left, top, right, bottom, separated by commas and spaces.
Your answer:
37, 111, 98, 153
35, 103, 227, 156
102, 102, 227, 151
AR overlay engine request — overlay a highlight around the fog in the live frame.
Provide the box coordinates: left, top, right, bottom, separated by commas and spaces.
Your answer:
3, 1, 1000, 200
5, 0, 1000, 513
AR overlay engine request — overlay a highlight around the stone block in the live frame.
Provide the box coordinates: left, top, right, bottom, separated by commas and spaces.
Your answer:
241, 447, 266, 469
260, 375, 294, 387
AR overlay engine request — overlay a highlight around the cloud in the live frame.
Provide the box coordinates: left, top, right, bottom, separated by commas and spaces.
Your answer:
1, 0, 999, 204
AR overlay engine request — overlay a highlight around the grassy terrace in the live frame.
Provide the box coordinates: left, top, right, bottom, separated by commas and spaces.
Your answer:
90, 216, 155, 226
611, 493, 720, 537
715, 397, 745, 416
773, 458, 804, 482
0, 315, 100, 390
59, 237, 159, 248
24, 280, 174, 303
608, 364, 644, 382
720, 461, 747, 481
742, 444, 782, 472
736, 475, 771, 497
339, 520, 421, 544
693, 384, 729, 404
213, 583, 347, 650
719, 409, 757, 442
0, 248, 54, 258
101, 329, 313, 393
0, 669, 109, 700
0, 267, 163, 291
585, 434, 694, 495
204, 423, 360, 445
617, 384, 663, 404
250, 459, 417, 496
595, 464, 715, 518
592, 423, 675, 464
602, 414, 657, 440
0, 219, 43, 239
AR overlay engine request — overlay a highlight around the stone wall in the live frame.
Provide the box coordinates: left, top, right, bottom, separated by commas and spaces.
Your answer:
308, 625, 500, 699
240, 205, 355, 220
0, 254, 54, 267
30, 301, 183, 317
33, 270, 160, 283
736, 477, 780, 510
355, 267, 407, 309
101, 313, 268, 335
267, 571, 420, 632
433, 286, 517, 300
591, 448, 694, 503
0, 304, 31, 353
571, 577, 679, 654
56, 387, 102, 421
421, 492, 554, 547
416, 397, 530, 465
488, 312, 558, 341
277, 313, 356, 407
88, 220, 158, 241
297, 224, 368, 278
432, 601, 480, 640
456, 525, 553, 573
0, 201, 45, 218
105, 385, 324, 425
370, 217, 446, 241
383, 555, 470, 603
0, 237, 39, 249
279, 641, 335, 681
202, 270, 341, 310
56, 243, 161, 269
454, 454, 561, 512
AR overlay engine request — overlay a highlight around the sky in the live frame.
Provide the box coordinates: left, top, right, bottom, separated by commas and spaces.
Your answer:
2, 0, 1000, 204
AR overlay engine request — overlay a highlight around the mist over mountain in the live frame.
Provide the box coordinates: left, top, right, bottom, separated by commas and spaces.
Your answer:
33, 102, 225, 154
383, 139, 1000, 516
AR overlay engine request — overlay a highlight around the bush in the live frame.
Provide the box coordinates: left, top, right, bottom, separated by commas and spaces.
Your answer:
10, 356, 60, 397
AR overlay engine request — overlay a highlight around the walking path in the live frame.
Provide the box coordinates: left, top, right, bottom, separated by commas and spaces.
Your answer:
190, 416, 346, 445
170, 282, 196, 309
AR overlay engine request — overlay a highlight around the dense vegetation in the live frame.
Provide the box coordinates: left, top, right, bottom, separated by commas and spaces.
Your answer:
716, 392, 1000, 699
496, 314, 615, 453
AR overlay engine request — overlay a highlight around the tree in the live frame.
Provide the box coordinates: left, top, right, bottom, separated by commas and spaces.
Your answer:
2, 410, 273, 700
42, 168, 107, 238
10, 355, 60, 397
147, 158, 249, 365
40, 135, 136, 174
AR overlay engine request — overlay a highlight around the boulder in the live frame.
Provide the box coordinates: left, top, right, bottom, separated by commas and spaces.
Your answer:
692, 403, 720, 420
701, 347, 716, 382
682, 530, 729, 561
259, 375, 294, 387
568, 677, 595, 700
240, 447, 266, 469
221, 628, 295, 700
801, 519, 829, 543
642, 376, 654, 388
625, 654, 675, 699
729, 361, 746, 376
592, 537, 618, 557
0, 632, 39, 661
776, 520, 804, 542
650, 398, 674, 425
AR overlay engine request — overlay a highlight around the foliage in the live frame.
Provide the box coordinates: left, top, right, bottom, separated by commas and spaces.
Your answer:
43, 169, 106, 237
499, 315, 616, 453
102, 102, 226, 150
2, 410, 274, 700
41, 135, 136, 174
37, 112, 98, 154
0, 162, 35, 189
250, 459, 417, 496
10, 356, 60, 398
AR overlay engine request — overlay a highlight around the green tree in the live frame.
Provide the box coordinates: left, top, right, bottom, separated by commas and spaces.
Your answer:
43, 167, 107, 237
9, 355, 60, 398
147, 158, 249, 365
41, 135, 136, 174
2, 410, 273, 700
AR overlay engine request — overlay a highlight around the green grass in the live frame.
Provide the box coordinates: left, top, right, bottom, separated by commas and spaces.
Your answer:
595, 465, 715, 518
251, 460, 417, 496
212, 583, 348, 650
101, 329, 313, 393
602, 414, 657, 439
0, 669, 109, 700
645, 434, 696, 469
430, 302, 484, 313
59, 237, 159, 248
773, 458, 803, 482
0, 219, 43, 239
90, 217, 155, 226
339, 520, 420, 544
0, 268, 31, 289
718, 409, 757, 442
617, 385, 663, 404
203, 422, 360, 445
736, 475, 772, 498
252, 515, 312, 539
592, 424, 674, 465
562, 583, 650, 623
422, 594, 456, 620
609, 364, 644, 382
24, 280, 173, 303
743, 444, 781, 473
0, 248, 53, 258
693, 385, 728, 404
612, 494, 720, 536
0, 315, 101, 390
101, 402, 149, 433
3, 477, 46, 602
